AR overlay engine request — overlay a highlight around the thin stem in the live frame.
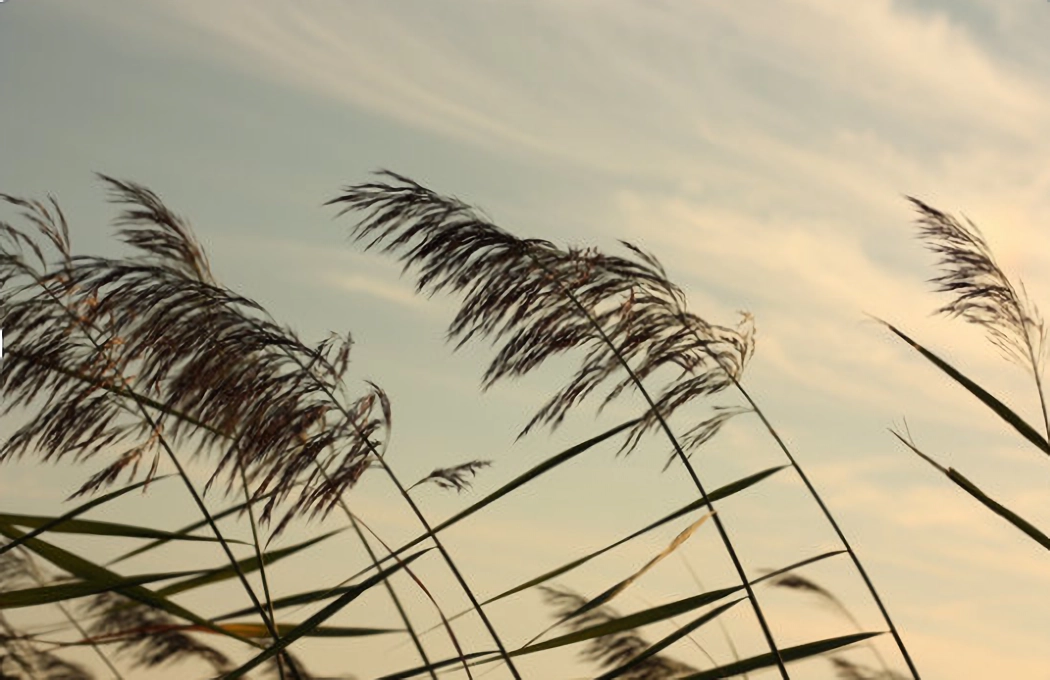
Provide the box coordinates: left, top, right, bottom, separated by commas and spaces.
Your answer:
352, 511, 475, 680
690, 336, 921, 679
369, 455, 502, 678
679, 555, 746, 680
527, 253, 789, 679
344, 512, 439, 680
633, 590, 720, 670
738, 386, 918, 677
240, 311, 522, 680
306, 456, 440, 680
55, 600, 126, 680
21, 550, 126, 680
1026, 345, 1049, 441
236, 462, 290, 680
12, 263, 273, 656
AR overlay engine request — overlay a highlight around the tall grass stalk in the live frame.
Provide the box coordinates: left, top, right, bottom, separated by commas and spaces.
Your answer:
880, 198, 1049, 553
328, 172, 791, 678
0, 191, 282, 662
328, 170, 921, 678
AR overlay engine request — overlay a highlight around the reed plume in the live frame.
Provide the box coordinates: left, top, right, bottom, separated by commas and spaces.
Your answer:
0, 177, 386, 536
329, 171, 924, 679
327, 171, 755, 461
906, 197, 1048, 435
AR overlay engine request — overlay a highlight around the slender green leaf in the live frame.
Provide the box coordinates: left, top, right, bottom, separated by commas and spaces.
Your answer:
878, 319, 1050, 456
0, 476, 173, 559
893, 431, 1050, 550
217, 622, 402, 638
375, 652, 496, 680
490, 466, 784, 605
384, 586, 747, 680
679, 632, 882, 679
156, 529, 343, 598
108, 491, 278, 566
519, 586, 741, 656
595, 599, 744, 680
0, 512, 248, 545
947, 469, 1050, 550
416, 465, 787, 640
579, 512, 714, 612
220, 548, 431, 679
751, 550, 845, 585
0, 522, 257, 648
346, 418, 641, 584
213, 582, 365, 623
0, 570, 203, 609
526, 512, 713, 649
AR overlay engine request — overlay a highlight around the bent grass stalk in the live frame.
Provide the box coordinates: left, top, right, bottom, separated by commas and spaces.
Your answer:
0, 225, 281, 663
696, 348, 920, 678
1, 180, 506, 678
328, 174, 791, 678
326, 170, 919, 678
540, 275, 788, 679
223, 309, 524, 678
881, 199, 1050, 554
0, 188, 390, 675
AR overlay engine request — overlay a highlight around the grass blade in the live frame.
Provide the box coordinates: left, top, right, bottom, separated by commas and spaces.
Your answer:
679, 632, 882, 679
155, 529, 343, 598
0, 521, 258, 648
525, 512, 714, 648
213, 623, 402, 639
594, 599, 744, 680
893, 429, 1050, 550
0, 570, 204, 608
574, 510, 713, 609
395, 548, 841, 680
518, 586, 740, 656
0, 476, 173, 559
490, 466, 784, 605
341, 418, 640, 584
219, 548, 431, 679
375, 652, 496, 680
0, 512, 248, 545
391, 584, 757, 680
876, 318, 1050, 456
379, 587, 742, 680
430, 419, 640, 543
0, 570, 203, 609
211, 582, 377, 622
946, 469, 1050, 550
107, 491, 278, 566
409, 465, 786, 643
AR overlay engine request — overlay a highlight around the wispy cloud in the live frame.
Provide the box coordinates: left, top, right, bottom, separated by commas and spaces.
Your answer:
320, 272, 426, 310
102, 0, 1050, 178
205, 232, 436, 312
115, 0, 1050, 335
75, 2, 1050, 322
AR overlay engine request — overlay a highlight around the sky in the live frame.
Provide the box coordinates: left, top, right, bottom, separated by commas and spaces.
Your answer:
2, 1, 1050, 678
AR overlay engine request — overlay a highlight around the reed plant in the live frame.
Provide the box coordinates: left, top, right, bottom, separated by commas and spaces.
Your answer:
876, 198, 1049, 551
3, 173, 1025, 679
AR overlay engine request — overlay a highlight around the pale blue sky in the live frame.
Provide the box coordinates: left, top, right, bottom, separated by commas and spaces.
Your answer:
2, 1, 1050, 678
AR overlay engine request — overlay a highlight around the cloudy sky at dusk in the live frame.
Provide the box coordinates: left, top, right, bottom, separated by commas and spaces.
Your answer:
2, 1, 1049, 678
